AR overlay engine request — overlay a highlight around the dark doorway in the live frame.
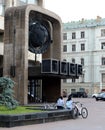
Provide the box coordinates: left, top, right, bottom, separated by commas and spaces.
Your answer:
42, 78, 61, 103
28, 79, 42, 103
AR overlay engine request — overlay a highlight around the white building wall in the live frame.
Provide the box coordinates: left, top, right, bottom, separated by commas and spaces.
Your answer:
62, 19, 105, 96
0, 42, 3, 55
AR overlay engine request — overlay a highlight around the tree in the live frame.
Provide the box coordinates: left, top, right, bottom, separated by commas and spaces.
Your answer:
0, 77, 18, 109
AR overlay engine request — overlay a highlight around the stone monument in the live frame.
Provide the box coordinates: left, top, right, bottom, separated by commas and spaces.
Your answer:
3, 4, 62, 104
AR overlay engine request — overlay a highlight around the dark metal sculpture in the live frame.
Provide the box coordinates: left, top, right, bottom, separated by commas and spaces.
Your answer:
29, 20, 51, 54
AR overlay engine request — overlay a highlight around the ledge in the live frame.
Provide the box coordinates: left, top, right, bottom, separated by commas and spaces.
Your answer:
0, 109, 75, 127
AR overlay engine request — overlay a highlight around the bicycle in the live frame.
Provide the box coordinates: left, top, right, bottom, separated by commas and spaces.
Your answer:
72, 101, 88, 119
44, 103, 57, 110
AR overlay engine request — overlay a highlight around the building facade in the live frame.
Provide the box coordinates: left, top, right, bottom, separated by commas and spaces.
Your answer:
1, 0, 63, 104
0, 0, 44, 103
0, 0, 43, 74
61, 16, 105, 96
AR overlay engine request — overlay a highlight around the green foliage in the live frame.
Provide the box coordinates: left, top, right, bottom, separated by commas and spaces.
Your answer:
0, 77, 19, 109
0, 106, 42, 115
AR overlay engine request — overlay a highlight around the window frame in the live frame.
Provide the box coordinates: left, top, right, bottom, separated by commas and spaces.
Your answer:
102, 73, 105, 83
72, 58, 75, 63
81, 58, 84, 66
81, 43, 85, 51
72, 44, 76, 51
72, 32, 76, 39
81, 31, 85, 38
102, 57, 105, 65
72, 78, 75, 83
63, 45, 67, 52
101, 42, 105, 49
63, 33, 67, 40
101, 29, 105, 37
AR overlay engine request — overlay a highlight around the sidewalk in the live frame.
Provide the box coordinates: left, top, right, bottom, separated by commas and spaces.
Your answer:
1, 98, 105, 130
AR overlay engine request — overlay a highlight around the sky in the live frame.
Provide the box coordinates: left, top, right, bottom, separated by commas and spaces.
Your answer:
44, 0, 105, 22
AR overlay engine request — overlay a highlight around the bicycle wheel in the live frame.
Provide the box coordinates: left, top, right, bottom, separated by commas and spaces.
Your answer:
72, 106, 79, 119
81, 107, 88, 119
44, 104, 50, 109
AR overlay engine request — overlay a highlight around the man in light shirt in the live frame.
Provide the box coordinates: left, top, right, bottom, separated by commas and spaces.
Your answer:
66, 96, 73, 110
56, 96, 65, 109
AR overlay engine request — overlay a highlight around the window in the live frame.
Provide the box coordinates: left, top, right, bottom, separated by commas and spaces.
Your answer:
72, 78, 75, 83
20, 0, 26, 2
81, 58, 84, 66
72, 44, 76, 51
63, 79, 67, 83
20, 0, 38, 5
71, 89, 76, 93
101, 29, 105, 37
0, 33, 3, 42
81, 44, 85, 51
81, 31, 85, 38
0, 5, 3, 15
81, 74, 85, 83
72, 58, 75, 63
72, 32, 76, 39
63, 45, 67, 52
79, 88, 85, 92
63, 33, 67, 40
102, 73, 105, 83
0, 0, 4, 16
102, 57, 105, 65
28, 0, 38, 4
101, 42, 105, 49
63, 59, 66, 61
